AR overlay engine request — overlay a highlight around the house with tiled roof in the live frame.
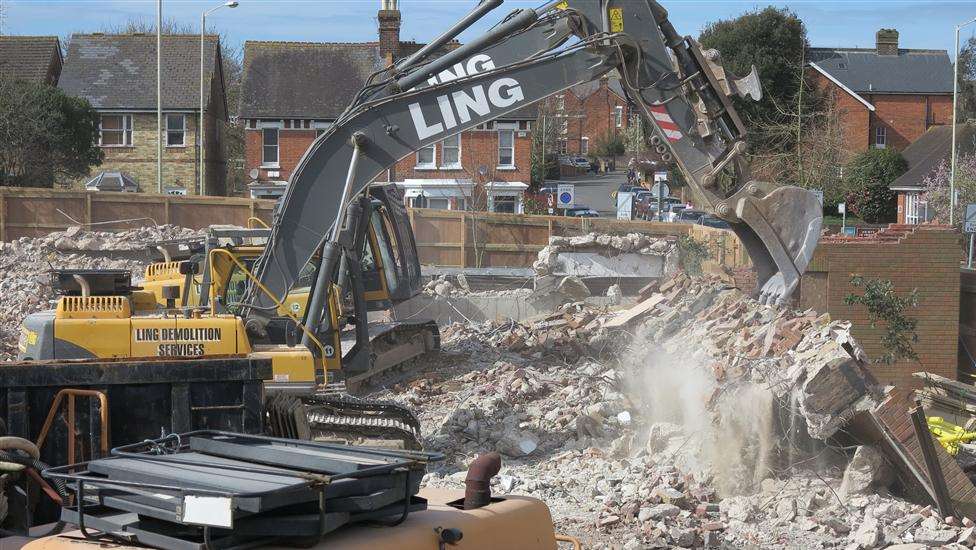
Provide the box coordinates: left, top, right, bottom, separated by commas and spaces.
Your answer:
59, 33, 228, 195
548, 77, 631, 162
808, 29, 953, 156
0, 36, 63, 85
238, 0, 534, 213
889, 124, 976, 225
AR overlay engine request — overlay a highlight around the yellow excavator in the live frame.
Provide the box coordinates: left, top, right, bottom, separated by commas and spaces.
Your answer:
8, 0, 826, 547
19, 184, 438, 445
18, 0, 822, 452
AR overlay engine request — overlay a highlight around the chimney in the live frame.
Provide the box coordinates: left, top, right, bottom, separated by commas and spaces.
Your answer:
876, 29, 899, 56
378, 0, 401, 64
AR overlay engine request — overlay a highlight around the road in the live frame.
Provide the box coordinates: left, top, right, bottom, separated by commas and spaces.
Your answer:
545, 171, 628, 217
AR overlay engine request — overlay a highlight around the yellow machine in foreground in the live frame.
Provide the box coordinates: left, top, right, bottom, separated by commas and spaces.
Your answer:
23, 489, 572, 550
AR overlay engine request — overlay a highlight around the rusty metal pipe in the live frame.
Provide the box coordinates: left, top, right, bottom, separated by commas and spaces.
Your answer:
463, 452, 501, 510
35, 389, 110, 460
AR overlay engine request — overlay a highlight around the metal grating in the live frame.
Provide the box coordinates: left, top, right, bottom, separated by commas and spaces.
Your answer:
44, 431, 442, 550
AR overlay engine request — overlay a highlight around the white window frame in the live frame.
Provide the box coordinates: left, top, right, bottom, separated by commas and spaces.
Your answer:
416, 143, 437, 169
99, 114, 133, 147
614, 106, 624, 128
491, 195, 518, 214
497, 129, 515, 169
313, 120, 332, 138
581, 136, 589, 155
875, 126, 887, 149
262, 128, 279, 167
555, 94, 565, 111
440, 134, 461, 169
905, 192, 926, 225
427, 197, 450, 210
559, 119, 568, 135
165, 114, 186, 147
558, 139, 568, 155
410, 195, 428, 209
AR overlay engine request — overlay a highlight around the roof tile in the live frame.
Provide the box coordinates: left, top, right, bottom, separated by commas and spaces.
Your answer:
0, 36, 62, 84
58, 34, 222, 111
808, 47, 952, 95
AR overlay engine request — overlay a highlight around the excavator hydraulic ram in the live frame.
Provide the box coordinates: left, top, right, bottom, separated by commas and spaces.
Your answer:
244, 0, 822, 337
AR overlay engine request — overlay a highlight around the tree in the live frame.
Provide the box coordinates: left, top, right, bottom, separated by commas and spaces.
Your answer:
594, 130, 625, 167
845, 276, 919, 364
530, 98, 560, 188
750, 89, 848, 203
0, 77, 103, 187
622, 114, 650, 155
958, 36, 976, 122
922, 151, 976, 225
699, 7, 810, 151
842, 148, 907, 223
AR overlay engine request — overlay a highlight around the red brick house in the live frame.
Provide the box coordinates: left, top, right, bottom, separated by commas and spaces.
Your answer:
808, 29, 953, 157
548, 77, 630, 159
238, 0, 535, 212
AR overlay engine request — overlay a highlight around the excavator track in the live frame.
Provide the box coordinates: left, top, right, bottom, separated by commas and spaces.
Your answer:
265, 389, 423, 450
266, 321, 438, 450
342, 320, 441, 392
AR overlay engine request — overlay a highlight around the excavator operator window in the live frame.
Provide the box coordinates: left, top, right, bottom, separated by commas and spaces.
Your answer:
361, 236, 377, 273
369, 208, 402, 297
223, 259, 255, 315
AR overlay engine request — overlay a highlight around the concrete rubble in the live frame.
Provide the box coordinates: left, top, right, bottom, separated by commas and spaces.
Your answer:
370, 271, 972, 548
3, 227, 974, 548
0, 225, 199, 360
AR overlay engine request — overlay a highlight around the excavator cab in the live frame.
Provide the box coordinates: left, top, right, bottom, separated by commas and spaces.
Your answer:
359, 185, 422, 310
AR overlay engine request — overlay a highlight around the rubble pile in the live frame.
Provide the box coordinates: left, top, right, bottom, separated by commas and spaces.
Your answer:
369, 272, 976, 548
532, 232, 677, 277
0, 225, 199, 360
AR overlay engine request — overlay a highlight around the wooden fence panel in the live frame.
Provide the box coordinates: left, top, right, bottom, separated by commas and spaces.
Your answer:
0, 188, 277, 241
91, 195, 168, 230
407, 208, 753, 270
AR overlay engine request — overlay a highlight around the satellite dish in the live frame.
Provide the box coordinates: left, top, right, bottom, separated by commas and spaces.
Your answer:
249, 168, 259, 180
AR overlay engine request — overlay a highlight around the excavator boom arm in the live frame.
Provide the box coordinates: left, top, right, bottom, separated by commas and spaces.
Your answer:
245, 0, 823, 333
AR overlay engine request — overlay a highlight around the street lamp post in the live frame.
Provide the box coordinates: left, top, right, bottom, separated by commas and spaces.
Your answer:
951, 16, 976, 226
156, 0, 162, 193
200, 1, 238, 196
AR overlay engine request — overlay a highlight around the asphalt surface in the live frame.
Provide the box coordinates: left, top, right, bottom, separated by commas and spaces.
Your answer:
544, 171, 629, 216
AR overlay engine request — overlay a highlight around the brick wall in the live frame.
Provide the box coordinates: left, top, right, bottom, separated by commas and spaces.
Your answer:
244, 126, 319, 183
870, 93, 952, 152
89, 113, 196, 193
246, 123, 533, 186
390, 126, 532, 183
553, 80, 629, 156
74, 112, 225, 195
799, 225, 960, 388
813, 73, 871, 156
812, 71, 952, 158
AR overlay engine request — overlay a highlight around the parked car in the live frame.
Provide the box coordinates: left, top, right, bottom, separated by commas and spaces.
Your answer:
698, 215, 732, 229
677, 209, 708, 224
559, 155, 590, 168
566, 207, 600, 217
664, 203, 688, 222
538, 184, 558, 195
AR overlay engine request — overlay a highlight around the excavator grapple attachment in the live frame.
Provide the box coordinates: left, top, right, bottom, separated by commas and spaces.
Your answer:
731, 185, 823, 305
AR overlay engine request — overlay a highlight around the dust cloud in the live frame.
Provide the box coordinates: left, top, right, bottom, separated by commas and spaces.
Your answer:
622, 334, 778, 497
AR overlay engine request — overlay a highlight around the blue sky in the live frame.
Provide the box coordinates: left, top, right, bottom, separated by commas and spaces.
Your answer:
4, 0, 976, 57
